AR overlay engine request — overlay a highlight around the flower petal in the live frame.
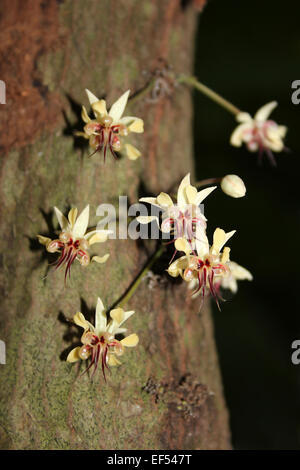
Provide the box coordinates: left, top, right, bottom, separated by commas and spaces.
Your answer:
119, 116, 144, 133
229, 261, 253, 281
109, 307, 124, 326
88, 231, 111, 245
54, 207, 69, 231
81, 106, 91, 124
67, 347, 81, 363
156, 192, 173, 207
95, 297, 107, 332
167, 256, 189, 277
127, 118, 144, 133
68, 208, 78, 228
110, 308, 135, 329
37, 235, 52, 246
73, 312, 92, 330
174, 237, 191, 255
195, 186, 217, 206
136, 215, 158, 224
125, 143, 141, 160
222, 275, 238, 294
195, 232, 209, 258
109, 90, 130, 122
185, 185, 198, 205
254, 101, 277, 122
177, 174, 191, 206
121, 333, 139, 347
91, 254, 110, 264
72, 205, 89, 239
92, 99, 107, 117
108, 355, 122, 366
139, 197, 160, 208
236, 112, 252, 123
211, 228, 235, 255
230, 123, 251, 147
85, 89, 99, 105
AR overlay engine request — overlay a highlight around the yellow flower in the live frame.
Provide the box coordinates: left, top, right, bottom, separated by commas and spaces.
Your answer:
67, 297, 139, 380
168, 227, 235, 310
37, 205, 112, 282
230, 101, 287, 165
78, 89, 144, 161
137, 173, 216, 247
220, 261, 253, 293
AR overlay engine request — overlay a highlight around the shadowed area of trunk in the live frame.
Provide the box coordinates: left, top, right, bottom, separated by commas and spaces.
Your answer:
0, 0, 231, 450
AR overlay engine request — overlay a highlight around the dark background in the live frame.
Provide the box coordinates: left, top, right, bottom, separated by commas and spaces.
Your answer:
193, 0, 300, 450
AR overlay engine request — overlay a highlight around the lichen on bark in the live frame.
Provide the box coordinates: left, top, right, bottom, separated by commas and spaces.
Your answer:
0, 0, 231, 449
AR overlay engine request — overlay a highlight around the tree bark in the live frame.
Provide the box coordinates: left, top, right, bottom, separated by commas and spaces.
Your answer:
0, 0, 231, 449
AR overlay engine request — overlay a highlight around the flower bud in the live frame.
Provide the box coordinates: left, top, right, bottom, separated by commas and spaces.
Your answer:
221, 174, 246, 198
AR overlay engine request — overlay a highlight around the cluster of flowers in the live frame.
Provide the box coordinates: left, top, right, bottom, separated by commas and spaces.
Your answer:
37, 86, 287, 380
137, 173, 252, 310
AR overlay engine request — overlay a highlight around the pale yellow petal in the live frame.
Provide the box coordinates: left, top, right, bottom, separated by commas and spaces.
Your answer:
167, 256, 189, 277
121, 333, 139, 347
127, 118, 144, 133
229, 261, 253, 281
95, 297, 107, 332
85, 89, 99, 105
156, 192, 173, 207
110, 307, 125, 326
92, 99, 107, 117
195, 232, 209, 258
88, 231, 110, 245
109, 90, 130, 122
177, 174, 191, 206
136, 215, 158, 224
72, 205, 89, 239
185, 185, 198, 205
54, 207, 69, 231
91, 254, 110, 264
73, 312, 89, 330
108, 355, 122, 366
66, 347, 81, 363
230, 123, 251, 147
195, 186, 217, 205
37, 235, 51, 246
212, 228, 226, 255
81, 105, 90, 124
174, 237, 191, 255
139, 197, 160, 208
254, 101, 277, 122
236, 112, 252, 123
68, 208, 78, 228
125, 143, 141, 160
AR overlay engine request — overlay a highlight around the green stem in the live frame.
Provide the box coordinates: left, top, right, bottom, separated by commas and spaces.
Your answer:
118, 244, 165, 308
178, 75, 241, 116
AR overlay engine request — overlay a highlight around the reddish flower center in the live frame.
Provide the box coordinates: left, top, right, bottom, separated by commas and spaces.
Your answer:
81, 332, 121, 381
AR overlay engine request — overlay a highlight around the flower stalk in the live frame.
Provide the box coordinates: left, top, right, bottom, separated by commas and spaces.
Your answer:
177, 74, 241, 116
118, 245, 166, 309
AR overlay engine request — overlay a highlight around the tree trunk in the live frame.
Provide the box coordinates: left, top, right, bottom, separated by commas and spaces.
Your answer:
0, 0, 231, 450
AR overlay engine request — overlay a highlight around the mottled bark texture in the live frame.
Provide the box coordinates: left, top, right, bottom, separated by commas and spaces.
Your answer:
0, 0, 231, 449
